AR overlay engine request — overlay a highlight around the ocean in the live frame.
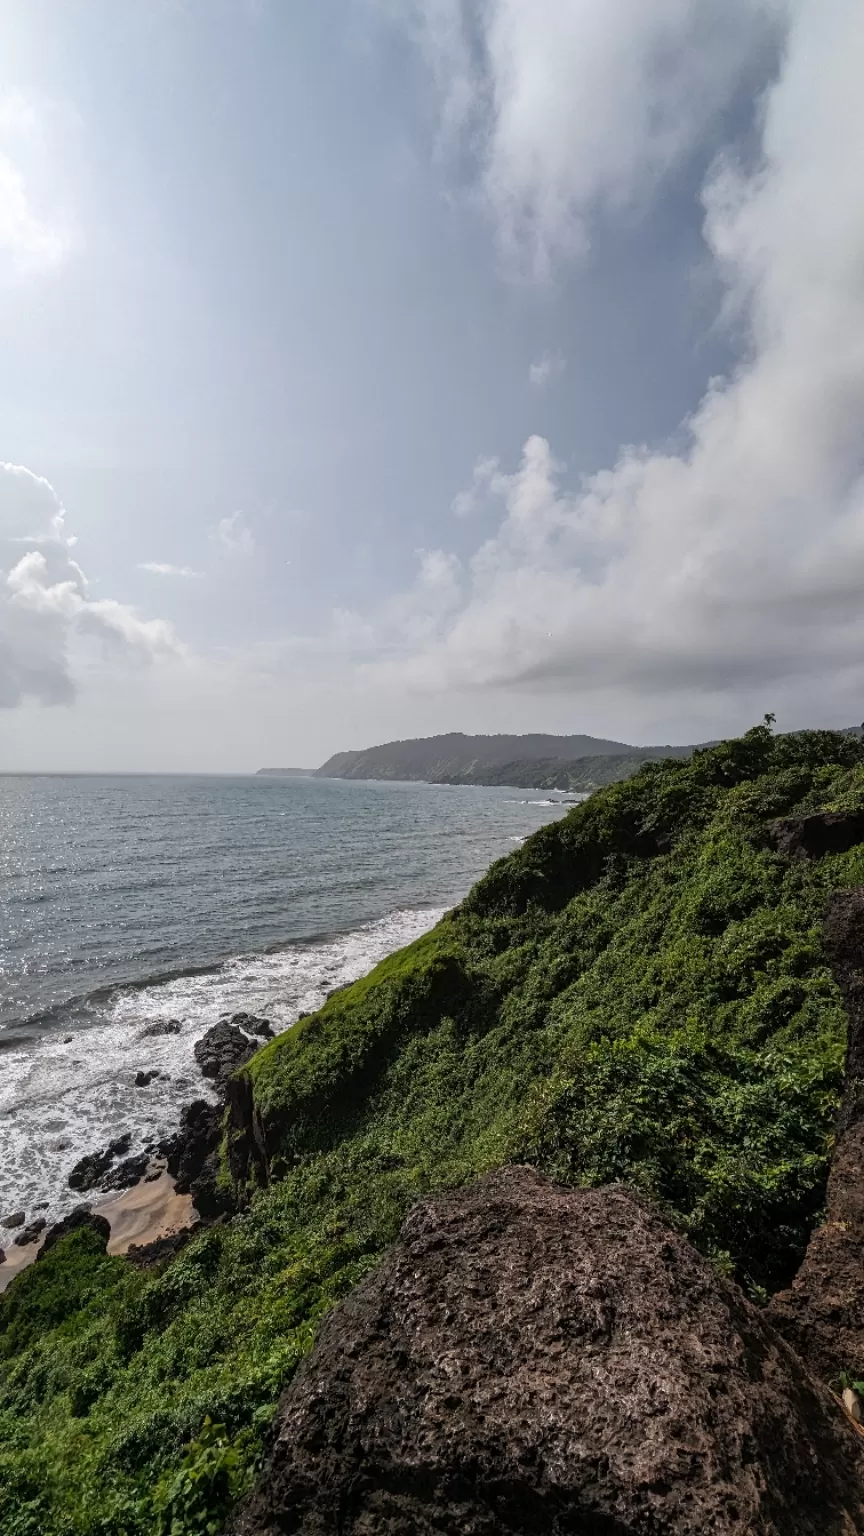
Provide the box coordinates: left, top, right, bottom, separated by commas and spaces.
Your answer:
0, 773, 573, 1242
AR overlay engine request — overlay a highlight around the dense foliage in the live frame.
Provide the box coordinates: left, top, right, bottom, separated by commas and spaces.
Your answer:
4, 723, 864, 1534
407, 749, 689, 790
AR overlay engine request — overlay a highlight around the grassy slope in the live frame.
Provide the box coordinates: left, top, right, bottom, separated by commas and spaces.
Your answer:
4, 724, 864, 1534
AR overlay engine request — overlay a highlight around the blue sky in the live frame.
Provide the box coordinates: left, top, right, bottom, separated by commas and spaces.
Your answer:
1, 0, 863, 769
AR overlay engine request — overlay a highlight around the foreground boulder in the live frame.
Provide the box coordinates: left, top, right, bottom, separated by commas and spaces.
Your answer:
231, 1166, 864, 1536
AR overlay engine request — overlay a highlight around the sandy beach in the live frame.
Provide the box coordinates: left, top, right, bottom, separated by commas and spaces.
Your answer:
0, 1168, 196, 1294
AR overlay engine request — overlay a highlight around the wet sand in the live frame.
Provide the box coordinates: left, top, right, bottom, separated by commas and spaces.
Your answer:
103, 1170, 196, 1255
0, 1167, 197, 1294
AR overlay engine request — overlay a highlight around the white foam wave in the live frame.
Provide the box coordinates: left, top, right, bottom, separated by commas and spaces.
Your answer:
0, 906, 444, 1243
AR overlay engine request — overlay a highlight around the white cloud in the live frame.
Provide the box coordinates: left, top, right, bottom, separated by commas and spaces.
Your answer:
451, 455, 499, 516
400, 0, 786, 278
0, 92, 73, 278
0, 464, 180, 708
211, 511, 255, 554
528, 350, 565, 388
139, 562, 202, 577
344, 1, 864, 729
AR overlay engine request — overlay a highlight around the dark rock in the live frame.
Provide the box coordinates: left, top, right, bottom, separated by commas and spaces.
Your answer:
13, 1218, 46, 1247
38, 1206, 110, 1260
194, 1021, 258, 1085
63, 1035, 73, 1043
224, 1070, 269, 1189
3, 1211, 25, 1229
139, 1018, 182, 1037
325, 982, 352, 1001
769, 887, 864, 1380
229, 1011, 274, 1039
0, 1248, 4, 1265
164, 1099, 232, 1217
100, 1153, 151, 1192
230, 1167, 864, 1536
767, 809, 864, 861
135, 1069, 159, 1087
68, 1132, 133, 1191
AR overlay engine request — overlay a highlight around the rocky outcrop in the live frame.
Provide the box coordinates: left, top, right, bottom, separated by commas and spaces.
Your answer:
194, 1021, 259, 1086
229, 1012, 274, 1039
163, 1099, 229, 1218
767, 809, 864, 861
38, 1206, 110, 1259
13, 1218, 46, 1247
231, 1167, 864, 1536
68, 1133, 132, 1192
768, 887, 864, 1381
99, 1153, 151, 1192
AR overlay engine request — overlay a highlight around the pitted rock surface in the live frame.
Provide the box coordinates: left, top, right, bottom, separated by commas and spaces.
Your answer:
231, 1166, 864, 1536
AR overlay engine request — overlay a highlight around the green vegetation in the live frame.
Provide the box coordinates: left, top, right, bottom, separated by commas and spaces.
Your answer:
315, 728, 697, 790
4, 723, 864, 1533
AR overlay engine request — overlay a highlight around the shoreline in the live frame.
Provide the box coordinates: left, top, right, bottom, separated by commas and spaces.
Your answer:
0, 1167, 197, 1294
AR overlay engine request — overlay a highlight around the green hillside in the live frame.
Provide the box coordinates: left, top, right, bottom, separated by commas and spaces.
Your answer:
315, 729, 694, 785
4, 722, 864, 1534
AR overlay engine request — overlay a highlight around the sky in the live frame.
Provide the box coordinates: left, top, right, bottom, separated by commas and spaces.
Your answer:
1, 0, 863, 770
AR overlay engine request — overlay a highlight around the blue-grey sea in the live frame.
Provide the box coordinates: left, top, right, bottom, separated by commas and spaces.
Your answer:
0, 773, 573, 1240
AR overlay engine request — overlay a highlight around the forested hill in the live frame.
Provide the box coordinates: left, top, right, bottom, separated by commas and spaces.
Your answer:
315, 731, 694, 787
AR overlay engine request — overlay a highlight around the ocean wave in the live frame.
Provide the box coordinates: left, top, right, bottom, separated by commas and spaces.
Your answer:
0, 905, 445, 1243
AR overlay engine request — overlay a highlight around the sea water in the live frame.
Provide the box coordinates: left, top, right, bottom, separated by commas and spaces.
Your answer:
0, 773, 573, 1240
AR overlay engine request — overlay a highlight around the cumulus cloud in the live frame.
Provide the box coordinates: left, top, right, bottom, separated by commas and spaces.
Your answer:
0, 464, 180, 708
211, 511, 255, 554
0, 93, 72, 278
451, 455, 499, 516
139, 562, 201, 577
401, 0, 786, 278
528, 350, 565, 389
349, 1, 864, 727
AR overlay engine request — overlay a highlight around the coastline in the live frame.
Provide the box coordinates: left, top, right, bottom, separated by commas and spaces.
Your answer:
0, 1166, 196, 1294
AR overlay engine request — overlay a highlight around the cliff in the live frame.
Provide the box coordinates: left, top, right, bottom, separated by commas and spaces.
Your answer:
6, 723, 864, 1533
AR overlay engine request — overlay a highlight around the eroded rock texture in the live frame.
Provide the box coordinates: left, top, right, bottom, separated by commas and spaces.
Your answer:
769, 887, 864, 1382
231, 1167, 864, 1536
